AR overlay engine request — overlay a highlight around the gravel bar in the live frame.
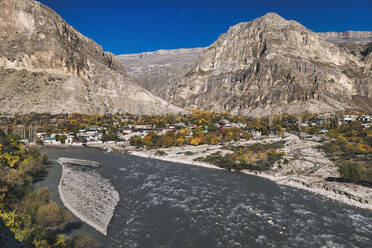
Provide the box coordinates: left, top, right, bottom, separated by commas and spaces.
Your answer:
57, 157, 120, 235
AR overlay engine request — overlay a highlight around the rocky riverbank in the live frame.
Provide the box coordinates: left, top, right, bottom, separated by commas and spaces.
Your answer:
125, 133, 372, 210
57, 158, 120, 235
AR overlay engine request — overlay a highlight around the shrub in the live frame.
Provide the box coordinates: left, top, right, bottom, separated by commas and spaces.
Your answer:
71, 234, 102, 248
154, 150, 167, 156
175, 137, 185, 146
35, 202, 72, 228
338, 161, 363, 182
129, 135, 143, 147
23, 188, 50, 215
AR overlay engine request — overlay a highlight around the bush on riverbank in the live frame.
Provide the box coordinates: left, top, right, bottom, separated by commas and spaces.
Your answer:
0, 131, 101, 248
338, 161, 363, 182
70, 234, 102, 248
195, 142, 285, 172
320, 125, 372, 182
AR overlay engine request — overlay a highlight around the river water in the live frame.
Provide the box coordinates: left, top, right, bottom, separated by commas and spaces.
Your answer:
36, 147, 372, 248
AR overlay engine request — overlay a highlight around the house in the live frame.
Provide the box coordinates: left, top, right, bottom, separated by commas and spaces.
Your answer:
360, 116, 371, 123
344, 115, 357, 123
36, 132, 46, 138
66, 135, 74, 144
238, 123, 247, 128
362, 123, 371, 128
84, 126, 99, 131
113, 121, 120, 127
267, 128, 278, 136
44, 137, 59, 145
134, 125, 152, 130
123, 129, 132, 134
175, 122, 186, 127
319, 128, 328, 134
250, 129, 262, 139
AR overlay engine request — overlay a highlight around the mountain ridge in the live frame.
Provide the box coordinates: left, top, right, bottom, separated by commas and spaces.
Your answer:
151, 12, 372, 116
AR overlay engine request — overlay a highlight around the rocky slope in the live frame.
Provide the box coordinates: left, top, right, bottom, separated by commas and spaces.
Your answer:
155, 13, 372, 116
319, 31, 372, 44
0, 0, 182, 115
118, 48, 205, 92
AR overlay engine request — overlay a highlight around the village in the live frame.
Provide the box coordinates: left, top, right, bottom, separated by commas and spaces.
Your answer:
0, 112, 371, 148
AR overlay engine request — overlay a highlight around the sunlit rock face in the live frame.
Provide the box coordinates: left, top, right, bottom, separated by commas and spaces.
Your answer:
157, 13, 372, 116
0, 0, 182, 115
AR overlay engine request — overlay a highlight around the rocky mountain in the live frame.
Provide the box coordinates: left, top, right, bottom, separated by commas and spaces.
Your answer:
155, 13, 372, 116
118, 48, 205, 92
118, 30, 372, 96
319, 31, 372, 44
0, 0, 182, 115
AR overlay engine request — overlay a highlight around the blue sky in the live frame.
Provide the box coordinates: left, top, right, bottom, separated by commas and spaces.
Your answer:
38, 0, 372, 55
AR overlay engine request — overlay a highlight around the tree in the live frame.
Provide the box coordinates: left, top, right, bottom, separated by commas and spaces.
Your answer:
190, 137, 201, 146
59, 135, 67, 144
175, 137, 185, 146
35, 138, 44, 145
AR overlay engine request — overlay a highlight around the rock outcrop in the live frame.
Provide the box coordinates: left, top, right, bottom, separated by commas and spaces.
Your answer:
0, 0, 182, 115
319, 31, 372, 44
156, 13, 372, 116
118, 48, 205, 92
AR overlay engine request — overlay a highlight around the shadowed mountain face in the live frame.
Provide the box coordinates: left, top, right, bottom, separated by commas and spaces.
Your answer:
0, 0, 182, 115
146, 13, 372, 116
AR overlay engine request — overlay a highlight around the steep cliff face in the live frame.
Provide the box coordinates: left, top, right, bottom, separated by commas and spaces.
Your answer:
118, 48, 205, 92
0, 0, 182, 115
157, 13, 372, 116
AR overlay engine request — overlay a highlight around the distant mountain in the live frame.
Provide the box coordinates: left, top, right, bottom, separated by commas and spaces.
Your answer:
0, 0, 182, 115
118, 48, 206, 92
152, 13, 372, 116
319, 31, 372, 44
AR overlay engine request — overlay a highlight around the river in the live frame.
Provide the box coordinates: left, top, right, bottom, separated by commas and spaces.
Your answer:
35, 147, 372, 248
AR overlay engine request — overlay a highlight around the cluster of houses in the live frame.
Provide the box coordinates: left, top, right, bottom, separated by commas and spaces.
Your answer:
3, 114, 371, 146
298, 115, 372, 132
119, 120, 258, 141
37, 126, 103, 146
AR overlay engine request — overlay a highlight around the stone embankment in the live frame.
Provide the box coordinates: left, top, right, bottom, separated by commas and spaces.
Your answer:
57, 158, 120, 235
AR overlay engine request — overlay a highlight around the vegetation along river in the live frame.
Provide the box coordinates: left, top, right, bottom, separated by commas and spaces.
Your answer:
36, 147, 372, 248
